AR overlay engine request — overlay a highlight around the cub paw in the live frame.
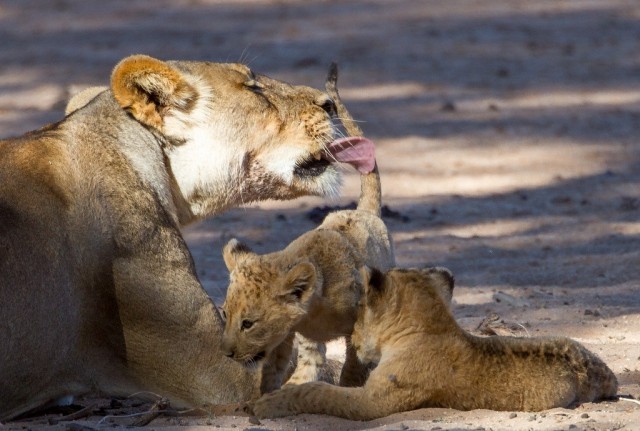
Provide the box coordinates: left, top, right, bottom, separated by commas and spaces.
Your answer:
250, 389, 298, 418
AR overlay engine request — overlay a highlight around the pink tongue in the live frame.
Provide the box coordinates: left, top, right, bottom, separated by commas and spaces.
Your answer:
326, 136, 376, 174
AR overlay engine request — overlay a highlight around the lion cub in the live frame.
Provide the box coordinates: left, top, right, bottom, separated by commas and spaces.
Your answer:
251, 267, 618, 419
220, 65, 395, 393
221, 162, 394, 393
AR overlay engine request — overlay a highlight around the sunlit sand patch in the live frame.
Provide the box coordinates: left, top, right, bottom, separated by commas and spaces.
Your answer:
373, 136, 617, 197
341, 81, 640, 109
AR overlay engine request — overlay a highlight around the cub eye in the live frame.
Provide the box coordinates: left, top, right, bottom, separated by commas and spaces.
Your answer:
244, 79, 264, 93
321, 99, 337, 116
241, 319, 254, 330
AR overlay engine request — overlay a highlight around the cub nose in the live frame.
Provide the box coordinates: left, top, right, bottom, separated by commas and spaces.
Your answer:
221, 339, 235, 358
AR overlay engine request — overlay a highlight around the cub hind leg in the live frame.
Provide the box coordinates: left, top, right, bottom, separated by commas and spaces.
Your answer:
286, 334, 327, 385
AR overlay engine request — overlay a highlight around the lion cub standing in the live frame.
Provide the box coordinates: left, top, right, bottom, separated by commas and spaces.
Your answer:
220, 65, 395, 393
252, 267, 618, 419
221, 163, 393, 394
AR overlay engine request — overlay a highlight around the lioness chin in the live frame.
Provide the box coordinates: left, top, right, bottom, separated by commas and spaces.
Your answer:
0, 54, 344, 421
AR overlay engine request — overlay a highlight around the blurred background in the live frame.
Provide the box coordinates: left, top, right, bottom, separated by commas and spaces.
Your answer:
1, 0, 638, 385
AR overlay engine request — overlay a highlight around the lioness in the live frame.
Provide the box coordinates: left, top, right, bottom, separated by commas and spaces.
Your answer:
0, 54, 345, 421
251, 267, 618, 420
220, 64, 395, 393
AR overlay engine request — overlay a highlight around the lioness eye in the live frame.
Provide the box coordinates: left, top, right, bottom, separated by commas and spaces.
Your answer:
241, 319, 254, 330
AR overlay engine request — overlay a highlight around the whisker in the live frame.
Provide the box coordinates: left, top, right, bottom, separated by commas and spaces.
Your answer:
333, 117, 367, 126
238, 45, 252, 65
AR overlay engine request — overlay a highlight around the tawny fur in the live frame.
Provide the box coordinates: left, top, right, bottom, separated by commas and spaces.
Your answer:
252, 267, 618, 420
0, 54, 343, 421
220, 64, 395, 393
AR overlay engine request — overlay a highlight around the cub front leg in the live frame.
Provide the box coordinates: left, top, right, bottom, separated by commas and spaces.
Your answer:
260, 333, 295, 394
339, 336, 370, 387
251, 382, 381, 420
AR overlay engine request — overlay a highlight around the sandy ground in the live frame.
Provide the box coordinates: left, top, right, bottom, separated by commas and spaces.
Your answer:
1, 0, 639, 430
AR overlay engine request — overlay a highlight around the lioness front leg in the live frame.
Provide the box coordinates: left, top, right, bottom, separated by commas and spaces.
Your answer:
108, 253, 258, 406
251, 381, 396, 421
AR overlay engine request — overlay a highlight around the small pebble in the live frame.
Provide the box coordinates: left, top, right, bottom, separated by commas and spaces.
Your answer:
496, 67, 510, 77
441, 101, 456, 112
581, 413, 590, 419
509, 412, 517, 419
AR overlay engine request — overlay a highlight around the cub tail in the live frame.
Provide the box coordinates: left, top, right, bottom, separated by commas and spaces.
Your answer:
325, 62, 382, 217
570, 342, 619, 402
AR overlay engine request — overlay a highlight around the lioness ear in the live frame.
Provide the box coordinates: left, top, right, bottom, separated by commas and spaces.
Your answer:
222, 238, 255, 271
281, 262, 316, 305
111, 54, 198, 130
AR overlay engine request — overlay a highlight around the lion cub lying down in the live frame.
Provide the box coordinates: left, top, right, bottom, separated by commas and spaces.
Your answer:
251, 267, 618, 420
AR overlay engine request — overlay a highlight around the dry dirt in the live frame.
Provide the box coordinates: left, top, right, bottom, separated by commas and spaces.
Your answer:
1, 0, 639, 430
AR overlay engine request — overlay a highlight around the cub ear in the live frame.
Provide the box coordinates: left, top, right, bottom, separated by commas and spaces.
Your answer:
222, 238, 255, 271
365, 267, 385, 292
111, 54, 198, 130
362, 266, 386, 303
280, 261, 316, 305
423, 266, 455, 305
